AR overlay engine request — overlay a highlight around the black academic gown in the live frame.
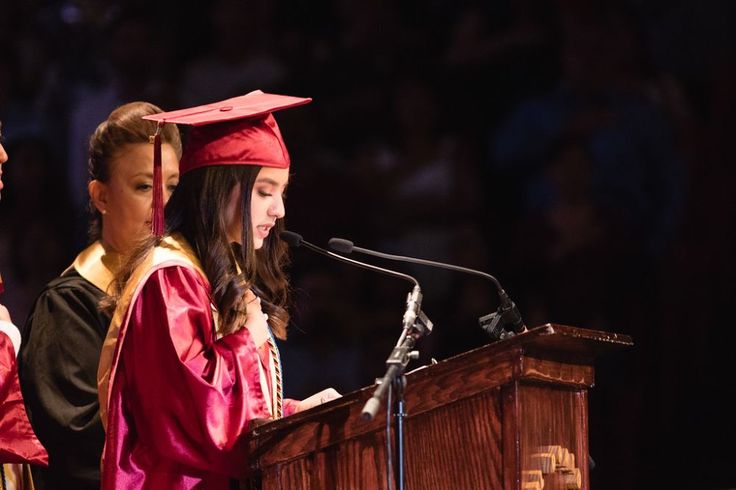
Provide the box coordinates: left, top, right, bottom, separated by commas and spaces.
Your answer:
19, 269, 110, 490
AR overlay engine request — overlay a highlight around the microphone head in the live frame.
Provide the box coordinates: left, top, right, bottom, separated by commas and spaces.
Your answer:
279, 230, 303, 247
328, 238, 354, 254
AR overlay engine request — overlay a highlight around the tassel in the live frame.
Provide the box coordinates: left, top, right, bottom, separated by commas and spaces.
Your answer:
151, 121, 164, 237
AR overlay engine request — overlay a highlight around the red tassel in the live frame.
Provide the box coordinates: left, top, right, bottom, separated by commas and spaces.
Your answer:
152, 122, 164, 237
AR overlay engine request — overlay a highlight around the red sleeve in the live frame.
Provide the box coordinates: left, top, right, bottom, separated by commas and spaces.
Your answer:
0, 333, 48, 465
121, 266, 269, 477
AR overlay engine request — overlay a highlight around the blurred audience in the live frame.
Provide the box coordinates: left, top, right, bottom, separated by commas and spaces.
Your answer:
0, 2, 731, 488
179, 0, 288, 106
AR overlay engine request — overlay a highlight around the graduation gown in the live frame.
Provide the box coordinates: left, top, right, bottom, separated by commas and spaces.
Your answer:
0, 329, 48, 466
19, 242, 116, 489
97, 234, 294, 489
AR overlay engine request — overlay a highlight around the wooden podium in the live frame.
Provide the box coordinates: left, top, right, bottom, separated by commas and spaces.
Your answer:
243, 324, 632, 489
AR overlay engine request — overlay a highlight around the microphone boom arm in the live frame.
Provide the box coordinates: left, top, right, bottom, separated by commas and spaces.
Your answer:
329, 237, 527, 338
299, 240, 419, 287
350, 244, 503, 290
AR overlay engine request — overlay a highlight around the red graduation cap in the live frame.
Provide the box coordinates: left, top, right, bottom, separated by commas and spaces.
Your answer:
142, 90, 312, 236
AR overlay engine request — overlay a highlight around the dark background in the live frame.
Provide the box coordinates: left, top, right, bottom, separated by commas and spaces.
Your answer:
1, 0, 734, 488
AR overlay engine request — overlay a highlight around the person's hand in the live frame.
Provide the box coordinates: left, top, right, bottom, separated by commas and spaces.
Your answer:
0, 304, 11, 323
243, 290, 269, 348
295, 388, 342, 413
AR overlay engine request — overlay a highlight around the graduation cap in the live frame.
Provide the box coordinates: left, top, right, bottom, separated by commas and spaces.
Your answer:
142, 90, 312, 236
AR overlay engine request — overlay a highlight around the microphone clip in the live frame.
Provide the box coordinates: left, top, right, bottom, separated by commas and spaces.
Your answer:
479, 310, 515, 341
401, 285, 433, 339
478, 295, 526, 341
413, 310, 433, 337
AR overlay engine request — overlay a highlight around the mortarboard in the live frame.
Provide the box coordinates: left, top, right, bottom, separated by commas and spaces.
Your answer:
141, 90, 312, 236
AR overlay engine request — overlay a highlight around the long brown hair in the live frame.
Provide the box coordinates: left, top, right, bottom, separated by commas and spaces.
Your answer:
106, 165, 290, 339
87, 101, 182, 242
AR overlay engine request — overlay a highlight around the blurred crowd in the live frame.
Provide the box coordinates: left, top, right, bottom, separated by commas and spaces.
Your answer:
1, 0, 735, 488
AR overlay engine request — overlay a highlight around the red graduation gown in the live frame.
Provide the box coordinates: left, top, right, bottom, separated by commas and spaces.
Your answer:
0, 332, 48, 465
99, 237, 292, 489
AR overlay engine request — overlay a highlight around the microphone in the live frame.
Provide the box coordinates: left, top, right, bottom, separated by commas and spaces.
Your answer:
280, 231, 431, 333
281, 231, 418, 288
328, 237, 526, 338
281, 231, 433, 421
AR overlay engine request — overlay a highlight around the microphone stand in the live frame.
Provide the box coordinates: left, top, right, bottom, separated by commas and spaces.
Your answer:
362, 287, 433, 490
393, 374, 407, 490
279, 232, 434, 489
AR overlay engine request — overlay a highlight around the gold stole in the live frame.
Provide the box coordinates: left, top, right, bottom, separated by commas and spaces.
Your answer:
256, 336, 282, 419
69, 240, 122, 294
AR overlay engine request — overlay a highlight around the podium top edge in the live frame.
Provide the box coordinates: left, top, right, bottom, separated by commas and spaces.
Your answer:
535, 323, 635, 347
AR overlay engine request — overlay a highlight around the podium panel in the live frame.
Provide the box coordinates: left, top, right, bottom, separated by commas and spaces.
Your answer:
243, 324, 632, 490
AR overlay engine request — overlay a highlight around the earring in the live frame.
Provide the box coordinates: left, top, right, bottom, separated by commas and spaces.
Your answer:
101, 209, 107, 215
